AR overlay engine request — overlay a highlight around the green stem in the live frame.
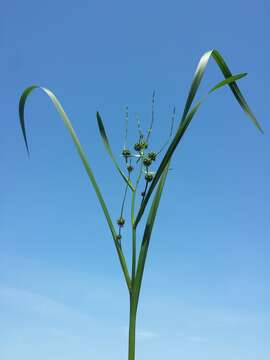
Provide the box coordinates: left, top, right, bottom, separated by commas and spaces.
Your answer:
128, 293, 137, 360
132, 225, 136, 282
131, 189, 137, 282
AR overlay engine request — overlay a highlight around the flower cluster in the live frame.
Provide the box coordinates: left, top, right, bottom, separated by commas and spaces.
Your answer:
116, 96, 175, 243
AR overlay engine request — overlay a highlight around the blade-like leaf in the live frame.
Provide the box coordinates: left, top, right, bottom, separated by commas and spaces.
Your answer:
96, 112, 135, 191
212, 50, 262, 132
180, 49, 263, 132
134, 69, 262, 227
209, 72, 247, 93
19, 86, 131, 289
133, 163, 170, 305
19, 86, 114, 233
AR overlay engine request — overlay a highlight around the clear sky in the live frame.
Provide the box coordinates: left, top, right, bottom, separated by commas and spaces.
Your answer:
1, 1, 270, 359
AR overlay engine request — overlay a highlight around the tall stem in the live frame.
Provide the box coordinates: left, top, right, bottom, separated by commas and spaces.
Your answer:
129, 155, 144, 360
130, 194, 137, 360
128, 293, 137, 360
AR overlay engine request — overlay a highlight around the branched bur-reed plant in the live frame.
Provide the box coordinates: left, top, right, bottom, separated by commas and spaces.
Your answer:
19, 49, 262, 360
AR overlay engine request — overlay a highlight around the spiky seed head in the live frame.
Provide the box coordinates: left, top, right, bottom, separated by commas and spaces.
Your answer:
148, 151, 157, 161
134, 142, 142, 152
143, 157, 152, 167
122, 148, 131, 157
134, 139, 148, 152
140, 140, 148, 149
117, 217, 125, 226
127, 165, 134, 172
145, 172, 155, 182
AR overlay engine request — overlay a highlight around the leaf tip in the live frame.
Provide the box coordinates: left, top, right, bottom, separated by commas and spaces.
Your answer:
258, 125, 264, 134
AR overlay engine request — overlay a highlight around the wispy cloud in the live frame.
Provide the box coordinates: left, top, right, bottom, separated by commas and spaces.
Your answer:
137, 329, 159, 340
184, 335, 205, 342
122, 326, 159, 340
175, 332, 207, 343
0, 286, 95, 330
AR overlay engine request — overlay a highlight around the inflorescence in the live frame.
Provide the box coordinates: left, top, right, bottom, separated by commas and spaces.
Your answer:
116, 93, 175, 244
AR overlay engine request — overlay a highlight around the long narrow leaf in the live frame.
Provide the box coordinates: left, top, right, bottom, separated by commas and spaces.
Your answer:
209, 72, 247, 93
19, 86, 131, 288
133, 163, 170, 305
96, 112, 135, 191
134, 71, 261, 227
19, 86, 115, 235
180, 49, 263, 132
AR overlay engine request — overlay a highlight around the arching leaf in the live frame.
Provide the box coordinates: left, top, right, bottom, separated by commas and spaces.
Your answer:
96, 112, 135, 191
135, 68, 262, 227
19, 86, 131, 289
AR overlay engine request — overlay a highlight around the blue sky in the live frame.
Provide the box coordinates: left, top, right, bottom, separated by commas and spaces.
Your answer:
1, 0, 270, 359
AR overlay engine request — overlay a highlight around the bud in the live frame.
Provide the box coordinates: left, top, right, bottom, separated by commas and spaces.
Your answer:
148, 151, 157, 161
141, 191, 145, 197
117, 217, 125, 227
116, 234, 122, 241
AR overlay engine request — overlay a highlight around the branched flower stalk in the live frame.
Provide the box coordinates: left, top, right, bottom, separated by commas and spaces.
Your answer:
18, 49, 262, 360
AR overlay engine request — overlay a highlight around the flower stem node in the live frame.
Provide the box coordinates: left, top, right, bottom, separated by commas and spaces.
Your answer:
117, 217, 125, 227
148, 151, 157, 161
145, 172, 155, 182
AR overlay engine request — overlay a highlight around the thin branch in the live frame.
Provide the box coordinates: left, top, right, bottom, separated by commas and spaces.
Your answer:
124, 106, 129, 148
136, 113, 143, 139
146, 90, 155, 143
140, 180, 149, 206
135, 157, 144, 190
117, 165, 131, 243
